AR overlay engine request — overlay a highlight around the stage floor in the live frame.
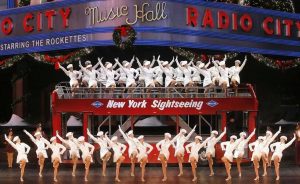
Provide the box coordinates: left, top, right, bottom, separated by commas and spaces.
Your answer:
0, 164, 299, 184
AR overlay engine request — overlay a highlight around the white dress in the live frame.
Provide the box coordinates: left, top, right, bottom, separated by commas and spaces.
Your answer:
98, 68, 107, 85
185, 140, 209, 162
205, 131, 226, 157
34, 139, 48, 158
162, 67, 175, 87
156, 139, 174, 160
116, 68, 127, 83
262, 130, 281, 155
107, 140, 127, 162
122, 68, 138, 87
6, 138, 30, 163
42, 138, 66, 163
84, 69, 100, 88
119, 130, 139, 157
94, 138, 110, 160
191, 67, 201, 84
182, 67, 193, 86
197, 68, 212, 87
249, 141, 265, 161
229, 60, 246, 84
174, 130, 195, 156
153, 66, 164, 86
136, 142, 153, 162
221, 140, 241, 162
208, 66, 220, 84
56, 134, 80, 158
217, 67, 230, 87
234, 131, 255, 158
59, 66, 81, 87
175, 67, 184, 83
77, 142, 94, 163
104, 69, 117, 88
270, 137, 296, 161
141, 67, 154, 87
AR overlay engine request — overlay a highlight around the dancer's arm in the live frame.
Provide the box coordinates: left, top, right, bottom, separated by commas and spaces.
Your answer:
87, 129, 99, 143
269, 126, 282, 143
176, 57, 184, 71
169, 56, 175, 66
220, 141, 228, 151
86, 142, 95, 155
150, 56, 156, 68
156, 140, 163, 151
185, 126, 197, 142
136, 57, 143, 68
23, 143, 31, 154
59, 144, 67, 155
23, 130, 36, 144
188, 59, 194, 66
58, 63, 69, 76
270, 142, 277, 152
4, 134, 17, 150
201, 137, 211, 148
120, 143, 127, 154
104, 134, 114, 148
245, 129, 256, 143
285, 134, 296, 149
248, 141, 256, 152
240, 56, 247, 71
56, 131, 69, 146
146, 143, 154, 154
118, 125, 129, 142
185, 142, 193, 153
130, 55, 135, 66
205, 60, 211, 68
216, 127, 227, 142
41, 137, 51, 148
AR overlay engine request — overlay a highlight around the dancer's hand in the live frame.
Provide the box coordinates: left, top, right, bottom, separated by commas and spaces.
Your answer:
56, 130, 59, 135
175, 56, 178, 61
245, 55, 247, 61
4, 134, 7, 139
279, 126, 281, 132
157, 55, 161, 61
193, 125, 197, 130
114, 58, 119, 62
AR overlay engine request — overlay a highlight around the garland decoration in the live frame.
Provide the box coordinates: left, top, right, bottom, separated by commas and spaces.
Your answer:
29, 47, 93, 70
251, 54, 300, 70
19, 0, 31, 7
170, 47, 238, 62
0, 55, 25, 69
113, 25, 136, 50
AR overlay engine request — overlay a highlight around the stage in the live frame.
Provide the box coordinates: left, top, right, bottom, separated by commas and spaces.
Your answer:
0, 164, 299, 183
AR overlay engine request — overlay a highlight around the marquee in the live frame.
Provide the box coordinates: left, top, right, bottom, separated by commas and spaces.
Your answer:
0, 0, 300, 56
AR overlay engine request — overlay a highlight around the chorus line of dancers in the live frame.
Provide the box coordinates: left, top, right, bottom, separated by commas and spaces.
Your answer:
4, 126, 295, 182
57, 55, 247, 96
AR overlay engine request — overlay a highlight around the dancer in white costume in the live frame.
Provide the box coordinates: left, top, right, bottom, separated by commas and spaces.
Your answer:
56, 131, 80, 176
157, 57, 176, 88
156, 133, 177, 182
191, 61, 202, 86
185, 135, 210, 181
192, 61, 214, 94
175, 57, 184, 87
205, 128, 226, 176
249, 136, 267, 181
234, 129, 256, 177
176, 59, 194, 90
136, 57, 156, 97
118, 126, 139, 176
75, 136, 95, 182
270, 134, 296, 180
208, 60, 221, 86
115, 56, 135, 87
23, 130, 48, 177
261, 126, 281, 176
4, 135, 30, 182
221, 135, 242, 181
99, 58, 120, 96
115, 58, 139, 94
230, 56, 247, 93
87, 129, 111, 176
104, 134, 127, 182
42, 137, 66, 182
81, 60, 101, 87
58, 63, 81, 96
136, 135, 154, 182
173, 126, 197, 176
212, 55, 230, 94
79, 60, 101, 90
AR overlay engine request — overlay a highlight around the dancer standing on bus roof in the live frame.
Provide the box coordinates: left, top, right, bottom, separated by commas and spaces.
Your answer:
136, 135, 154, 182
79, 60, 101, 91
115, 56, 135, 87
185, 135, 210, 181
173, 126, 197, 177
56, 131, 80, 176
74, 136, 95, 182
99, 58, 120, 94
4, 134, 30, 182
58, 63, 81, 96
87, 129, 112, 176
157, 56, 176, 95
105, 133, 127, 182
212, 55, 230, 94
115, 58, 139, 95
230, 56, 247, 94
261, 126, 281, 177
270, 134, 296, 181
156, 133, 177, 182
42, 136, 66, 182
81, 60, 101, 87
221, 135, 242, 181
118, 126, 139, 177
234, 129, 256, 177
192, 61, 214, 94
249, 136, 267, 181
23, 130, 48, 177
205, 128, 226, 176
176, 58, 195, 93
175, 56, 184, 87
191, 61, 202, 86
208, 59, 221, 86
136, 56, 156, 97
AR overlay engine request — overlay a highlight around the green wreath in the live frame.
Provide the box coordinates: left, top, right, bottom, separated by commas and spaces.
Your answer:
113, 25, 136, 50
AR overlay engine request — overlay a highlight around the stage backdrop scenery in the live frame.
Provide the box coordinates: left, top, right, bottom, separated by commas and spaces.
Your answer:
0, 0, 300, 56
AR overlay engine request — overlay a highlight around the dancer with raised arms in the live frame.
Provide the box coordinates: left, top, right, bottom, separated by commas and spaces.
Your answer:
270, 134, 296, 180
23, 129, 48, 177
4, 134, 30, 182
118, 126, 139, 177
156, 133, 177, 182
192, 60, 214, 94
234, 129, 256, 177
41, 136, 66, 182
249, 136, 267, 181
230, 56, 247, 94
104, 133, 127, 182
204, 128, 227, 176
136, 135, 154, 182
136, 56, 156, 97
58, 63, 82, 96
87, 128, 112, 176
212, 55, 230, 94
176, 58, 194, 94
185, 135, 210, 181
79, 60, 101, 91
56, 131, 80, 176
